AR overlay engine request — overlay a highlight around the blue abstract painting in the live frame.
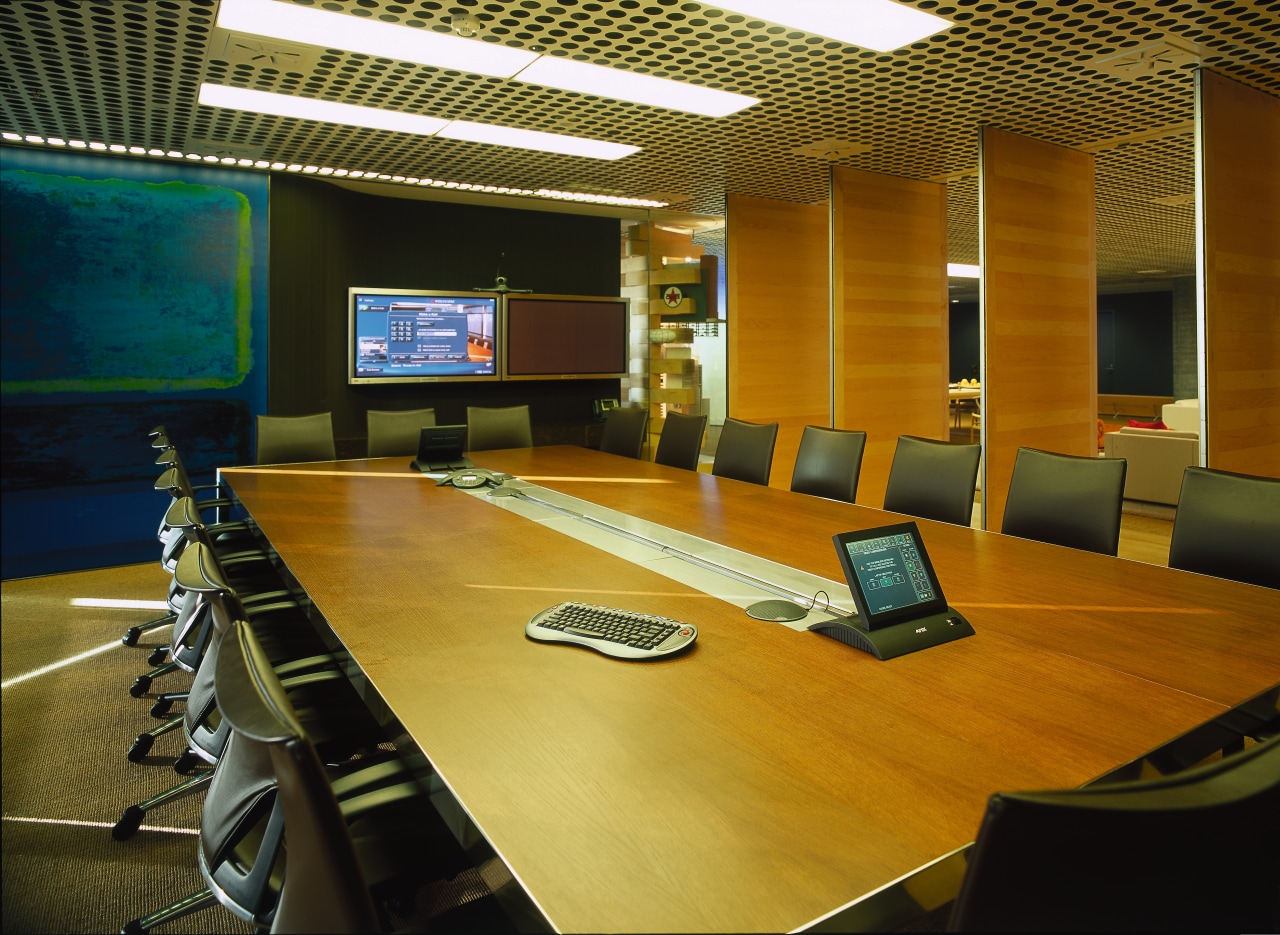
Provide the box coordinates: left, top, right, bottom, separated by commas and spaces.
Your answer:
0, 147, 268, 577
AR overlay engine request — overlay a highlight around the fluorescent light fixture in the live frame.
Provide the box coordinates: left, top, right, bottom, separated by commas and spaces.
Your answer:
216, 0, 757, 117
514, 57, 757, 117
710, 0, 952, 53
948, 263, 981, 278
199, 83, 449, 136
440, 121, 638, 160
217, 0, 537, 77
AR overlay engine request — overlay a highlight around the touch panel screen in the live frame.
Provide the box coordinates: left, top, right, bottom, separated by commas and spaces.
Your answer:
833, 522, 949, 628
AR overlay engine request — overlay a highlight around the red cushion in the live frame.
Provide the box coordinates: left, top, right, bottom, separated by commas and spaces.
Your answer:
1127, 419, 1168, 430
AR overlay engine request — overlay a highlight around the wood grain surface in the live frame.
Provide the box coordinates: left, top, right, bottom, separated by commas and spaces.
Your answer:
1198, 69, 1280, 478
221, 450, 1279, 933
727, 193, 831, 492
979, 126, 1098, 529
832, 166, 950, 507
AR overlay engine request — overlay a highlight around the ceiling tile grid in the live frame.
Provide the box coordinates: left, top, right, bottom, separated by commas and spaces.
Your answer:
1, 0, 1277, 288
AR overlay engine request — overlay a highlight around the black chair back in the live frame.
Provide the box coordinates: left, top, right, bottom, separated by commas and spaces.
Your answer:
790, 426, 866, 502
466, 405, 533, 451
1168, 466, 1280, 589
256, 413, 336, 466
1001, 447, 1126, 555
948, 736, 1280, 932
654, 411, 708, 471
883, 436, 981, 526
366, 408, 436, 459
712, 418, 779, 486
598, 406, 649, 459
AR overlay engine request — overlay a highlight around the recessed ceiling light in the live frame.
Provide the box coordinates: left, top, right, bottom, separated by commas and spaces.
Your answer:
199, 85, 635, 159
948, 263, 981, 278
199, 84, 449, 136
217, 0, 758, 117
515, 57, 757, 118
439, 121, 638, 160
217, 0, 537, 77
709, 0, 953, 53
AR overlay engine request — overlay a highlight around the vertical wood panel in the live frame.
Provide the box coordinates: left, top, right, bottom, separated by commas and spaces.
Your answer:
727, 193, 829, 488
980, 127, 1097, 529
832, 167, 949, 506
1198, 70, 1280, 477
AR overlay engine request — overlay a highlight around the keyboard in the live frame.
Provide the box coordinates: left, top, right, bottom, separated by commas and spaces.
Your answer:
526, 602, 698, 660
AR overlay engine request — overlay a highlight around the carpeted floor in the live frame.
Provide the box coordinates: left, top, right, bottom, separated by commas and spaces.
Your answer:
1, 562, 247, 934
1, 563, 506, 935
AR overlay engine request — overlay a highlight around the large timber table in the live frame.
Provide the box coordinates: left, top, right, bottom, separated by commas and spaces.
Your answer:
220, 447, 1280, 934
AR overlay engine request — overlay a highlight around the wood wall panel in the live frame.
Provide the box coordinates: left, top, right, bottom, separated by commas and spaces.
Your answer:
1198, 70, 1280, 477
980, 127, 1097, 529
727, 193, 830, 488
832, 167, 949, 507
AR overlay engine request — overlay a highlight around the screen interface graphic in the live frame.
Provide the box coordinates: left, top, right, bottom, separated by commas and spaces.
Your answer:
355, 294, 496, 378
844, 531, 937, 615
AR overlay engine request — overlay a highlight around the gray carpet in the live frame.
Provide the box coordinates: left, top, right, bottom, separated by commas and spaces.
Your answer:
1, 562, 505, 935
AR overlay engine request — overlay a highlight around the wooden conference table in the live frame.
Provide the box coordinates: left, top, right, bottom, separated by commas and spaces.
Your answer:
220, 447, 1280, 934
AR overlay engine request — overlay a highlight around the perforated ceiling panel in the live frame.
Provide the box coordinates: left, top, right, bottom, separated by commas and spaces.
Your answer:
2, 0, 1277, 289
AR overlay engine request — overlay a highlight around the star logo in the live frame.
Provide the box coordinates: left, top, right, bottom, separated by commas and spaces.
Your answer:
663, 286, 684, 308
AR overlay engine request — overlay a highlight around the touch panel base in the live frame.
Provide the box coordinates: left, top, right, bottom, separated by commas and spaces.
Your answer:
808, 608, 974, 660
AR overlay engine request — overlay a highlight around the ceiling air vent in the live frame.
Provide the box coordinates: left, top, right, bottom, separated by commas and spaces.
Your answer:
1090, 39, 1203, 79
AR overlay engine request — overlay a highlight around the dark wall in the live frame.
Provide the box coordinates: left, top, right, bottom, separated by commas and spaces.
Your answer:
269, 176, 622, 445
1098, 291, 1174, 396
949, 301, 980, 382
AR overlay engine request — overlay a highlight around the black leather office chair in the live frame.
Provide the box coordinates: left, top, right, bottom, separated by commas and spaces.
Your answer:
1001, 447, 1127, 555
597, 406, 649, 459
1167, 466, 1280, 590
883, 436, 981, 526
948, 735, 1280, 932
256, 412, 336, 465
790, 426, 867, 503
366, 407, 436, 459
653, 411, 708, 472
712, 418, 779, 486
466, 405, 533, 451
122, 619, 472, 934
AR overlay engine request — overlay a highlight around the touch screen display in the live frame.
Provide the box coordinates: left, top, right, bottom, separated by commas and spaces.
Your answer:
833, 522, 948, 628
842, 531, 937, 614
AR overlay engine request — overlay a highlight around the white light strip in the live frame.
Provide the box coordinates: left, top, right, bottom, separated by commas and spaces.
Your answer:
710, 0, 952, 52
440, 120, 638, 160
3, 815, 199, 835
199, 84, 449, 137
1, 641, 121, 690
70, 597, 170, 610
217, 0, 538, 77
948, 263, 981, 278
1, 132, 668, 207
217, 0, 757, 117
513, 57, 758, 118
199, 83, 636, 160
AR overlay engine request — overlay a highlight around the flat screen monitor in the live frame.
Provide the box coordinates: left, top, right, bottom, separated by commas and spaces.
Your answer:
832, 522, 949, 629
349, 288, 500, 384
504, 294, 628, 380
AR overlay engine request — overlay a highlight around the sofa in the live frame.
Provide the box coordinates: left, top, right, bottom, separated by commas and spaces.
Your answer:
1103, 427, 1200, 505
1161, 398, 1201, 434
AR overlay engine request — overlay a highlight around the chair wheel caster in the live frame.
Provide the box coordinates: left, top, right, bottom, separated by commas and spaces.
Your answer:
174, 750, 199, 775
122, 627, 141, 647
127, 734, 154, 762
113, 806, 144, 841
150, 698, 173, 718
147, 647, 168, 666
129, 676, 151, 698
